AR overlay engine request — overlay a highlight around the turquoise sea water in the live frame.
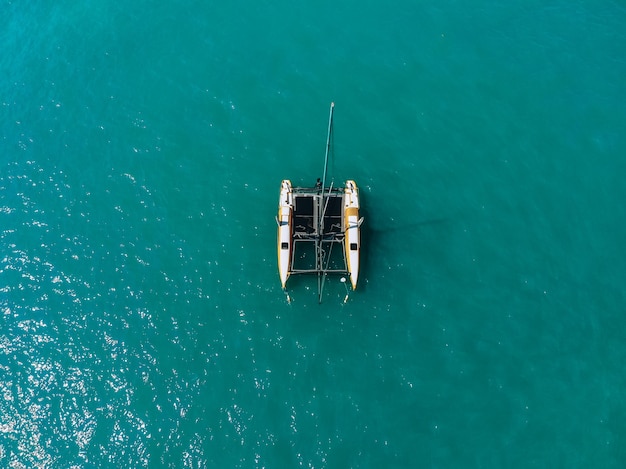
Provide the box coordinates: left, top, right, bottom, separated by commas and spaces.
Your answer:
2, 1, 626, 467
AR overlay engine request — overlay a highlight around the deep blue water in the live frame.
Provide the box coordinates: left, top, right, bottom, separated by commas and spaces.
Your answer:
2, 1, 626, 467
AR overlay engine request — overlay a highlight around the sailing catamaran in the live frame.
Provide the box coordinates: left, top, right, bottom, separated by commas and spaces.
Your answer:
276, 103, 363, 303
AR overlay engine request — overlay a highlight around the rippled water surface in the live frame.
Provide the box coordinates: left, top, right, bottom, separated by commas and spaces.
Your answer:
2, 1, 626, 467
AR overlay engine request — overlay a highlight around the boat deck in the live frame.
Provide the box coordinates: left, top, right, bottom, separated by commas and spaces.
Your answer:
289, 186, 349, 275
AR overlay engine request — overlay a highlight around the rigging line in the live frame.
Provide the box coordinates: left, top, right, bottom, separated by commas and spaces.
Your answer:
316, 211, 324, 302
318, 241, 333, 303
330, 110, 335, 182
321, 181, 334, 223
322, 236, 337, 272
319, 204, 342, 303
318, 102, 335, 303
321, 102, 334, 194
318, 181, 334, 301
319, 103, 334, 253
317, 244, 324, 303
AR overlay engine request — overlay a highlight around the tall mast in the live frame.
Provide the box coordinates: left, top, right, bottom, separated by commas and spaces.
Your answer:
317, 102, 334, 303
319, 102, 335, 238
321, 102, 334, 192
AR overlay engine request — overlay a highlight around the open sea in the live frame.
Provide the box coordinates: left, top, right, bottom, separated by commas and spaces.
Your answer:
2, 1, 626, 467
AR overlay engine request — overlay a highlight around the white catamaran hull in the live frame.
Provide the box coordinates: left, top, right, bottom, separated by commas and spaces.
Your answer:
277, 180, 293, 289
344, 180, 360, 290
